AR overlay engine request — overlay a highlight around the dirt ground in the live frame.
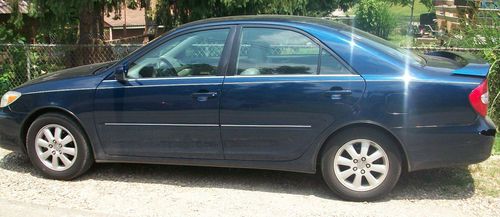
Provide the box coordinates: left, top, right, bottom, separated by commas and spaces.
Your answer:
0, 148, 499, 217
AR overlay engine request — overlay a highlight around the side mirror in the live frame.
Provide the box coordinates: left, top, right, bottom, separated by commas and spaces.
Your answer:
115, 63, 128, 84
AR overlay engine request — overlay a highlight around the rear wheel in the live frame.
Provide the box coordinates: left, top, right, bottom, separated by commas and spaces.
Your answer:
26, 113, 93, 180
321, 128, 402, 201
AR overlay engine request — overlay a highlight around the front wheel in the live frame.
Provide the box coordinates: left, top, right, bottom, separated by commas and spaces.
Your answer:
321, 128, 402, 201
26, 113, 94, 180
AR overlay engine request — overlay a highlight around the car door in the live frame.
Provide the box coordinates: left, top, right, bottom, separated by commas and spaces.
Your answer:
220, 26, 365, 161
94, 27, 235, 159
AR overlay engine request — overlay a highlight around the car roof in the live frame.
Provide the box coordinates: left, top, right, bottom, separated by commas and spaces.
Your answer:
177, 15, 350, 32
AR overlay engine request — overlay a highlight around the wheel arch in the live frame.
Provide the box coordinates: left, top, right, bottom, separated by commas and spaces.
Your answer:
314, 122, 411, 172
20, 106, 93, 154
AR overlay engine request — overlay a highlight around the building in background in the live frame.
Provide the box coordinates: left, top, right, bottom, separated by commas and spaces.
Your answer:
434, 0, 499, 32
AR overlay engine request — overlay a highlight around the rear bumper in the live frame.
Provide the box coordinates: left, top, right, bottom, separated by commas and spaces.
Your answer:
397, 117, 496, 172
0, 107, 24, 152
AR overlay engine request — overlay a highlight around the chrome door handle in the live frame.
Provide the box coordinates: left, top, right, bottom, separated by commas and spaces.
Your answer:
192, 91, 218, 102
325, 89, 352, 100
325, 90, 352, 94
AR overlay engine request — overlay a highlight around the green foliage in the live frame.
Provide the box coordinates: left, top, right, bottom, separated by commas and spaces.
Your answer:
0, 72, 12, 95
29, 0, 86, 43
25, 0, 361, 43
0, 46, 28, 95
0, 45, 70, 95
27, 47, 66, 78
446, 9, 499, 127
0, 1, 26, 95
0, 26, 25, 44
0, 0, 26, 44
29, 0, 127, 43
446, 12, 499, 48
485, 47, 499, 128
6, 0, 24, 29
156, 0, 357, 30
354, 0, 396, 39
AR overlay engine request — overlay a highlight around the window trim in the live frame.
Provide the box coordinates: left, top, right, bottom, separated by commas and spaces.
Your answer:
107, 25, 237, 80
227, 24, 358, 77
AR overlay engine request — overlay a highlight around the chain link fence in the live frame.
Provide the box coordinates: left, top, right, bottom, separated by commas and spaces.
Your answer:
0, 44, 142, 93
0, 44, 492, 95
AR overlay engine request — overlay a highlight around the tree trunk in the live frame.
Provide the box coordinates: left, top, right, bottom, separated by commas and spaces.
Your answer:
77, 2, 105, 65
143, 0, 158, 44
94, 3, 105, 43
76, 3, 92, 66
78, 3, 93, 45
408, 0, 415, 36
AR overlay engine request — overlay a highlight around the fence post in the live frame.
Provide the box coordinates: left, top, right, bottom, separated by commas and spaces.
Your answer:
25, 44, 31, 81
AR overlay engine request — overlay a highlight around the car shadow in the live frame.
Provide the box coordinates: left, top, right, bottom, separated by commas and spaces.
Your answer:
0, 151, 475, 201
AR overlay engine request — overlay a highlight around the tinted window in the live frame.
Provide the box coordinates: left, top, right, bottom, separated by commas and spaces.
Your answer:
236, 28, 320, 76
320, 49, 351, 74
127, 29, 229, 79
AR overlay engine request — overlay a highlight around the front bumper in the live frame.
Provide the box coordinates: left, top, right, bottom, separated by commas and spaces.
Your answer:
397, 117, 496, 172
0, 107, 24, 152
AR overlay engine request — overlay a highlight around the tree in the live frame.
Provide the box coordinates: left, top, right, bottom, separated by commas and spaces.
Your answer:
155, 0, 358, 30
26, 0, 360, 44
29, 0, 127, 64
29, 0, 126, 44
354, 0, 396, 39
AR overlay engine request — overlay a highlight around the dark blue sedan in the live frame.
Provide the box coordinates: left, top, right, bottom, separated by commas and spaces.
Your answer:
0, 16, 495, 201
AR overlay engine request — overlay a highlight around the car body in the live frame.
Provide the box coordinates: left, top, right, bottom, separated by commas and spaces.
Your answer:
0, 16, 496, 201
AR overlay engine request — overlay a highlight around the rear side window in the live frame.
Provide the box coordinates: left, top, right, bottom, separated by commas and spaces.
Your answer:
236, 28, 320, 76
320, 49, 352, 74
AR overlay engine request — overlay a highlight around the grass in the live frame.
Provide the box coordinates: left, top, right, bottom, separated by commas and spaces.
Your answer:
388, 2, 432, 45
469, 156, 500, 197
399, 156, 500, 197
389, 2, 431, 20
471, 136, 500, 196
494, 136, 500, 155
447, 137, 500, 197
387, 33, 414, 46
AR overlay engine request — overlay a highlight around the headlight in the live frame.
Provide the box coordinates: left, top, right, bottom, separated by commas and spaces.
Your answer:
0, 91, 22, 108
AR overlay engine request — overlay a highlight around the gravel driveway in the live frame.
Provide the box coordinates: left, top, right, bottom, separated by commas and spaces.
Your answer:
1, 148, 499, 217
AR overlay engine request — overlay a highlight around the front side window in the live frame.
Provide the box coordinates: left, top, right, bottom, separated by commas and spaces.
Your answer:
127, 29, 230, 79
236, 28, 320, 76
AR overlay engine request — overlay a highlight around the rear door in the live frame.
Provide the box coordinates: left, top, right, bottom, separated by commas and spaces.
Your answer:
220, 26, 365, 161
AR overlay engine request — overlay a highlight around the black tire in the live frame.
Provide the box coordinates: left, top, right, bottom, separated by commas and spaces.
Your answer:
321, 127, 402, 201
26, 113, 94, 180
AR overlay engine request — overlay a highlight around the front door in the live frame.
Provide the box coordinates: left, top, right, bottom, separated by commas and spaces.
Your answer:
94, 27, 233, 159
220, 26, 365, 161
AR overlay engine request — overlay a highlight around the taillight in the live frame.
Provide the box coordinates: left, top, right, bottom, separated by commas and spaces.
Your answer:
469, 80, 488, 117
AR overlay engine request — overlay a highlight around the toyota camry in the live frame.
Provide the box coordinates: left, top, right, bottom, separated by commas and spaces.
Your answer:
0, 16, 496, 201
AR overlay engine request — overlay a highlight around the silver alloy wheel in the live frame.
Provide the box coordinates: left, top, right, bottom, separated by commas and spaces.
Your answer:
34, 124, 78, 171
333, 139, 389, 192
